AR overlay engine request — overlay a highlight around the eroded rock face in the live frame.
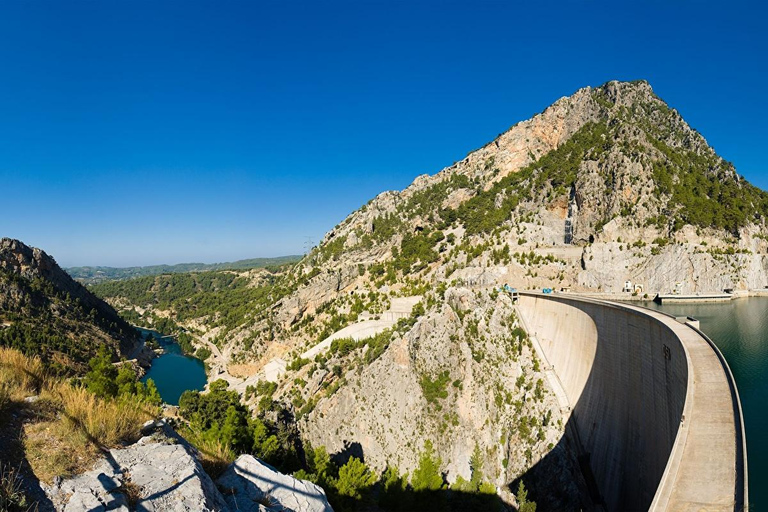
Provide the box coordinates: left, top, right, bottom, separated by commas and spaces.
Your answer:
217, 455, 333, 512
300, 288, 579, 508
0, 238, 129, 332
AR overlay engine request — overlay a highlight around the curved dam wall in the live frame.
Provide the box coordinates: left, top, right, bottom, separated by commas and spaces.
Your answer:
517, 293, 746, 511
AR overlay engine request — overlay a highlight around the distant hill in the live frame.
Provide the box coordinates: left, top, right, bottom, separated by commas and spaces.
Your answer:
0, 238, 139, 372
66, 255, 302, 284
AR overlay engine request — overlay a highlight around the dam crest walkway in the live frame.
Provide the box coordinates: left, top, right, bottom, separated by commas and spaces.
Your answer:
517, 292, 747, 512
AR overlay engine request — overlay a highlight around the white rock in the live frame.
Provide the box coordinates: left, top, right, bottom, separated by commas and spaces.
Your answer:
48, 430, 228, 512
217, 455, 333, 512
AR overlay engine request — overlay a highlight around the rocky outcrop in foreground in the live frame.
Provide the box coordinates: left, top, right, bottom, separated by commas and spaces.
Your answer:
218, 455, 333, 512
46, 421, 333, 512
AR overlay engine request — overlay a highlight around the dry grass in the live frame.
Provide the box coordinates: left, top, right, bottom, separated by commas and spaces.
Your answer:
0, 463, 30, 511
0, 382, 10, 415
0, 347, 48, 400
46, 383, 157, 448
24, 382, 159, 483
23, 420, 101, 483
0, 347, 159, 484
115, 473, 142, 508
179, 425, 235, 479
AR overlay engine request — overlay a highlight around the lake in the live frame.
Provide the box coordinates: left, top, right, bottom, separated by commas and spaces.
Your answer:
138, 329, 207, 405
640, 298, 768, 509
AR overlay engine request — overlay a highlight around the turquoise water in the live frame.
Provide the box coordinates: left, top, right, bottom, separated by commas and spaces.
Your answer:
139, 330, 207, 405
641, 298, 768, 509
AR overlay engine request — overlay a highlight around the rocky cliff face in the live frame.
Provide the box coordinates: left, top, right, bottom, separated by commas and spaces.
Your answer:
0, 238, 138, 368
307, 80, 768, 292
94, 80, 768, 508
271, 80, 767, 504
299, 288, 582, 507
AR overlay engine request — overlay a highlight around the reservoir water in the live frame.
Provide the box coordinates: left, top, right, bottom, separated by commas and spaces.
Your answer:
641, 298, 768, 509
138, 329, 207, 405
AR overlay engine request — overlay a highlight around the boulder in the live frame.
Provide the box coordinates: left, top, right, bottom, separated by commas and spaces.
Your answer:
47, 427, 228, 512
216, 455, 333, 512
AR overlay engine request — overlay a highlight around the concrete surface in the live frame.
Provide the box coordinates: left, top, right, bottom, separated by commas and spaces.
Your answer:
656, 293, 732, 303
517, 292, 747, 511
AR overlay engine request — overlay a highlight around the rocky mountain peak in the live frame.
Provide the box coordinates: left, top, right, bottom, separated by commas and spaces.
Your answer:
88, 79, 768, 511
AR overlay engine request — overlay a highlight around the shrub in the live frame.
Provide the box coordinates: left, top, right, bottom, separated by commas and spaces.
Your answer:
330, 337, 358, 358
411, 440, 443, 491
516, 480, 537, 512
335, 457, 377, 500
419, 371, 451, 405
287, 357, 310, 371
195, 347, 212, 360
84, 346, 118, 398
178, 425, 236, 479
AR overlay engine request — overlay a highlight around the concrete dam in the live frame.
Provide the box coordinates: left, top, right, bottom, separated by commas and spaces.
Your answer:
516, 293, 747, 511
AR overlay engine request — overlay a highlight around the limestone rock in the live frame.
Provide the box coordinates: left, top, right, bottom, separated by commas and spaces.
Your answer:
47, 427, 228, 512
301, 288, 574, 505
216, 455, 333, 512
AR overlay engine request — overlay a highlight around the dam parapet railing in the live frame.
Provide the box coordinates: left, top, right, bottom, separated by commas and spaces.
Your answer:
516, 291, 747, 512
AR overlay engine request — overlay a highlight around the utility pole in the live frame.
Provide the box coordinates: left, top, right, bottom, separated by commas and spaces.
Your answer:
303, 236, 315, 255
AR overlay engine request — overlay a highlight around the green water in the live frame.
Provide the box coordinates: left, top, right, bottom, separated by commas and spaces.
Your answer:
138, 329, 207, 405
641, 298, 767, 509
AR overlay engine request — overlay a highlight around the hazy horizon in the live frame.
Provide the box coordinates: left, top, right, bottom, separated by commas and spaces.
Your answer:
62, 253, 304, 270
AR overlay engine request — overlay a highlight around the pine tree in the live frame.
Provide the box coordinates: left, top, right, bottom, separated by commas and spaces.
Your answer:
469, 443, 484, 490
335, 457, 376, 500
516, 481, 537, 512
84, 346, 117, 398
411, 440, 443, 491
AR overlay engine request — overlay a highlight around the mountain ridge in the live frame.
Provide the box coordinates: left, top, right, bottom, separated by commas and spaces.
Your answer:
0, 237, 139, 371
67, 255, 302, 285
91, 79, 768, 509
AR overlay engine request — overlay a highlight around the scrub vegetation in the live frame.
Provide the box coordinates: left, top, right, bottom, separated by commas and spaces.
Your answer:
0, 347, 158, 497
0, 268, 137, 373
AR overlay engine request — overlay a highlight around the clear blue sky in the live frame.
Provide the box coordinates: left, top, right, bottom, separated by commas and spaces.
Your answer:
1, 1, 765, 267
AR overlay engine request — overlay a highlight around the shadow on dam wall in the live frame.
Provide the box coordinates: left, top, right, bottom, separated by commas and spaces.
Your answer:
515, 293, 746, 512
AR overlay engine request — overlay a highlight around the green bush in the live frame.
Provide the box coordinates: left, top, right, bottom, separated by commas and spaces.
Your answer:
335, 457, 377, 500
84, 347, 160, 405
411, 441, 444, 492
420, 371, 451, 405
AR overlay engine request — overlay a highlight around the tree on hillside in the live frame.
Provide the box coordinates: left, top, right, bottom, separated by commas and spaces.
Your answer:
379, 465, 410, 510
411, 440, 443, 492
84, 348, 161, 405
84, 346, 117, 398
516, 481, 537, 512
335, 457, 377, 501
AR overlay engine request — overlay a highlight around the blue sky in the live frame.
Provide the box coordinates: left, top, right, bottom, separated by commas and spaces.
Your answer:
1, 1, 765, 267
